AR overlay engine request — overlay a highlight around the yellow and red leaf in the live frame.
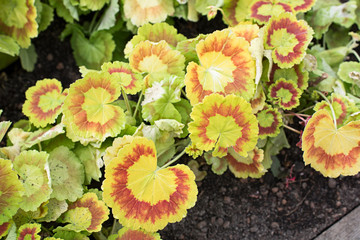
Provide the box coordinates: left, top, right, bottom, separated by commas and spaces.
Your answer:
188, 94, 259, 158
23, 79, 65, 128
185, 30, 256, 104
302, 109, 360, 177
102, 137, 197, 232
62, 72, 126, 143
264, 12, 313, 68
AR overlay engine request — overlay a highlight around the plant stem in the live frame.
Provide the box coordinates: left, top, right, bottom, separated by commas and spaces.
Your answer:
315, 91, 337, 129
217, 8, 233, 27
351, 50, 360, 62
110, 219, 120, 235
133, 91, 143, 118
93, 231, 107, 240
89, 12, 99, 34
37, 142, 42, 152
181, 89, 190, 101
122, 89, 132, 116
297, 105, 315, 113
283, 124, 301, 134
160, 148, 188, 169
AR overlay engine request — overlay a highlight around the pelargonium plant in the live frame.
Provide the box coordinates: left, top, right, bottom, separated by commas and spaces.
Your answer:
2, 0, 360, 239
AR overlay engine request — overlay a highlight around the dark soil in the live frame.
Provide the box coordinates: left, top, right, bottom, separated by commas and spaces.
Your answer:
1, 16, 360, 240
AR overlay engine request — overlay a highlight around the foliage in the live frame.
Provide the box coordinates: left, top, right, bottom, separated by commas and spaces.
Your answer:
2, 0, 360, 238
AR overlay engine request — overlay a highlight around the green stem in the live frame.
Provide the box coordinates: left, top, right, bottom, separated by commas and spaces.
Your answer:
157, 141, 185, 159
160, 148, 188, 170
37, 142, 42, 152
133, 91, 143, 118
93, 231, 107, 240
351, 50, 360, 62
283, 125, 301, 134
88, 12, 99, 34
316, 91, 337, 129
217, 8, 233, 27
122, 89, 132, 116
298, 105, 315, 113
181, 89, 190, 101
110, 219, 120, 235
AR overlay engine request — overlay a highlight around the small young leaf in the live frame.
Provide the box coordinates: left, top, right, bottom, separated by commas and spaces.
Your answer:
0, 35, 20, 56
19, 44, 37, 72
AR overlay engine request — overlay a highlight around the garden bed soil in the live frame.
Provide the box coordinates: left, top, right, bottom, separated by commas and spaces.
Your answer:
1, 16, 360, 240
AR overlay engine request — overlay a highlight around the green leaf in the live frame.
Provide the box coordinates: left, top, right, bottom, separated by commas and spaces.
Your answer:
97, 0, 119, 31
174, 99, 192, 137
49, 0, 74, 23
70, 29, 115, 69
0, 35, 20, 56
53, 229, 90, 240
0, 121, 11, 143
49, 146, 85, 202
0, 0, 28, 28
324, 25, 351, 49
262, 128, 290, 169
19, 44, 37, 72
37, 3, 54, 32
338, 61, 360, 84
73, 144, 103, 184
195, 0, 223, 15
63, 0, 79, 21
142, 75, 184, 124
204, 152, 228, 175
37, 198, 68, 222
13, 150, 52, 212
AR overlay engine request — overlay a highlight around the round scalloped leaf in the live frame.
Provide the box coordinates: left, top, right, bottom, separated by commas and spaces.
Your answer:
250, 0, 294, 24
0, 0, 38, 48
17, 223, 41, 240
102, 137, 198, 232
129, 40, 185, 87
103, 135, 141, 166
22, 79, 65, 128
188, 94, 259, 158
230, 22, 260, 43
13, 150, 52, 212
204, 152, 228, 175
109, 227, 161, 240
302, 109, 360, 177
268, 78, 301, 110
62, 72, 126, 143
227, 147, 266, 178
63, 192, 109, 232
0, 221, 11, 238
124, 22, 186, 58
337, 61, 360, 84
101, 61, 143, 94
48, 146, 84, 202
185, 29, 256, 105
142, 76, 183, 124
313, 94, 358, 127
256, 106, 283, 139
44, 237, 63, 240
272, 62, 309, 91
222, 0, 254, 26
0, 159, 24, 225
280, 0, 316, 13
264, 12, 313, 68
123, 0, 174, 26
38, 198, 68, 222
